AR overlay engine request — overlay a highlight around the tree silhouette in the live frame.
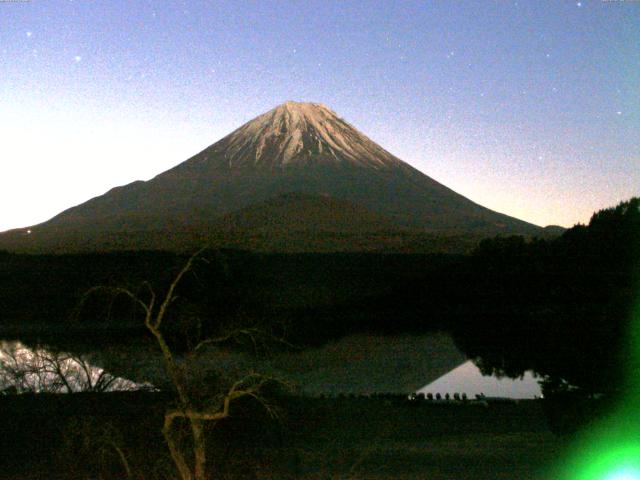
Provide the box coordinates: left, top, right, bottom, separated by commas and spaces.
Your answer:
83, 249, 284, 480
452, 197, 640, 396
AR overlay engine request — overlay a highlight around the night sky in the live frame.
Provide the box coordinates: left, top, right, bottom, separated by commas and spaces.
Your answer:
1, 0, 638, 231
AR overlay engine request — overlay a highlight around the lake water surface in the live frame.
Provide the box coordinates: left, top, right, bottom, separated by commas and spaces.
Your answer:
0, 340, 146, 393
1, 338, 542, 398
418, 360, 542, 399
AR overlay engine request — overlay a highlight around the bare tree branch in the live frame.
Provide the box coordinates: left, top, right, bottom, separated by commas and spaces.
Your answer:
72, 248, 287, 480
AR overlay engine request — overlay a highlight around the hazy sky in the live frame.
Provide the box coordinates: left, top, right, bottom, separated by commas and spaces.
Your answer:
1, 0, 638, 232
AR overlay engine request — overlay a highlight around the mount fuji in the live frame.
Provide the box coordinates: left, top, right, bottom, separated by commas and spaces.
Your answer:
1, 101, 543, 253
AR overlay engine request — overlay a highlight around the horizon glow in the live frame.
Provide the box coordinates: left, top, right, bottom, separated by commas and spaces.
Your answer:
1, 1, 639, 232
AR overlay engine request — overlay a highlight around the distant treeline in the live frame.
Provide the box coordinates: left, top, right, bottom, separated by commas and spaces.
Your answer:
450, 197, 640, 396
0, 248, 463, 348
1, 197, 637, 396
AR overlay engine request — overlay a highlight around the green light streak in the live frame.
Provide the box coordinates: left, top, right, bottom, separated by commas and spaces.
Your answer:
550, 288, 640, 480
605, 468, 640, 480
572, 443, 640, 480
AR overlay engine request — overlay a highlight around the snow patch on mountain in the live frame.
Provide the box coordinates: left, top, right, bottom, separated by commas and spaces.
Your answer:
216, 101, 403, 170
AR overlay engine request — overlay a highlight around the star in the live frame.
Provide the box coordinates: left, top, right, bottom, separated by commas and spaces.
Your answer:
546, 53, 551, 58
74, 55, 82, 62
616, 111, 622, 115
26, 31, 32, 38
576, 2, 582, 6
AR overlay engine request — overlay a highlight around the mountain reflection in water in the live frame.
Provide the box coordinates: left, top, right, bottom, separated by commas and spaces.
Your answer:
418, 360, 542, 399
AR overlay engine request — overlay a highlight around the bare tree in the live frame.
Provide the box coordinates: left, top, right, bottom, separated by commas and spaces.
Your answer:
84, 249, 283, 480
0, 341, 135, 393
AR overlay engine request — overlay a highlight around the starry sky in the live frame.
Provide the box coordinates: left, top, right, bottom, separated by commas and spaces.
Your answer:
1, 0, 638, 232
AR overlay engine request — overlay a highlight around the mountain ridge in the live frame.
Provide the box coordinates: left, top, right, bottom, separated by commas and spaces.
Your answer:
0, 101, 545, 253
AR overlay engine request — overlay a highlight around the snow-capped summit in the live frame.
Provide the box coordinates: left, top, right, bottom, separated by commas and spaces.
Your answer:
186, 101, 403, 170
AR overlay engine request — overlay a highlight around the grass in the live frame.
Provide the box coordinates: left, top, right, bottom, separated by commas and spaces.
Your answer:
0, 393, 567, 479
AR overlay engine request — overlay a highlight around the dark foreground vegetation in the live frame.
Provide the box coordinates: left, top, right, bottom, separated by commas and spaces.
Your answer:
0, 197, 637, 478
0, 392, 562, 479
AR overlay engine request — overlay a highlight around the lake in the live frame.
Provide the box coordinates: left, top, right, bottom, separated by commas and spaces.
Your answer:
418, 360, 542, 399
0, 340, 147, 393
1, 337, 541, 398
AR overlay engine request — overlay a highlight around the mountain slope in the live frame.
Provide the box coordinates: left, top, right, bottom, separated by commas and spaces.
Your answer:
214, 192, 398, 233
1, 101, 542, 252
